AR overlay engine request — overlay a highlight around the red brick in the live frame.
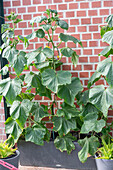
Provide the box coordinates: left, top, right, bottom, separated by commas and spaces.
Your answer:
18, 7, 26, 13
80, 72, 89, 78
79, 57, 88, 63
28, 7, 36, 13
90, 56, 99, 63
71, 72, 78, 77
70, 19, 79, 25
100, 41, 109, 47
69, 3, 78, 9
8, 8, 16, 14
33, 0, 41, 4
73, 65, 82, 70
14, 30, 22, 35
58, 4, 67, 10
35, 95, 42, 100
23, 0, 31, 5
18, 22, 27, 28
54, 0, 63, 3
94, 49, 102, 55
43, 0, 52, 3
71, 34, 80, 40
38, 6, 46, 12
88, 10, 97, 16
81, 18, 91, 25
77, 11, 86, 17
16, 44, 23, 50
24, 29, 32, 35
12, 0, 21, 6
65, 0, 73, 2
78, 26, 87, 32
67, 42, 76, 48
93, 33, 101, 39
84, 65, 93, 70
78, 41, 87, 48
35, 43, 44, 49
89, 26, 98, 32
62, 65, 71, 70
3, 1, 11, 7
92, 1, 101, 8
83, 49, 92, 55
95, 80, 105, 85
92, 18, 102, 24
89, 41, 98, 47
100, 9, 109, 15
66, 11, 74, 18
55, 27, 64, 33
67, 27, 75, 33
108, 110, 113, 116
23, 14, 32, 20
80, 2, 89, 8
104, 1, 113, 7
48, 5, 57, 10
82, 33, 91, 40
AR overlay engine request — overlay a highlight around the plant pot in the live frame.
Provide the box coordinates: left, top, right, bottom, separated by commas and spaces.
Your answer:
0, 150, 20, 170
95, 157, 113, 170
18, 140, 97, 170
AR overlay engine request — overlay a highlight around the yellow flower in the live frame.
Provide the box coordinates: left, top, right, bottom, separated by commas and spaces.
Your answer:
45, 46, 50, 48
57, 55, 60, 59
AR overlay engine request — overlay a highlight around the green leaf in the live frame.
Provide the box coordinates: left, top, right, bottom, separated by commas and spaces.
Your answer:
35, 61, 49, 70
1, 24, 9, 33
76, 90, 89, 105
81, 116, 105, 133
59, 33, 82, 47
42, 69, 71, 93
0, 77, 22, 104
5, 117, 22, 140
14, 18, 22, 24
99, 46, 112, 57
10, 99, 32, 127
25, 72, 40, 88
58, 77, 83, 106
102, 30, 113, 46
54, 134, 76, 154
71, 51, 79, 67
43, 48, 53, 57
81, 103, 99, 117
41, 24, 51, 31
57, 20, 68, 30
57, 102, 79, 119
26, 32, 36, 40
89, 85, 113, 117
52, 116, 77, 136
31, 102, 49, 122
14, 51, 26, 76
60, 47, 74, 57
105, 14, 113, 28
25, 125, 46, 145
78, 136, 100, 163
0, 65, 9, 76
2, 46, 19, 64
30, 16, 47, 26
36, 29, 45, 38
87, 71, 101, 88
97, 58, 113, 87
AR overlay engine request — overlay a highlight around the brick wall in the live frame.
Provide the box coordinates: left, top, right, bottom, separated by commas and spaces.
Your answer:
1, 0, 113, 140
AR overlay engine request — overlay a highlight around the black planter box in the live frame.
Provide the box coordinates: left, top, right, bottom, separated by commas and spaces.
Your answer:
18, 140, 97, 170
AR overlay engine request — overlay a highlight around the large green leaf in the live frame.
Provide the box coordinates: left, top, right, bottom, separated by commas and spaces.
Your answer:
5, 117, 22, 140
52, 116, 77, 136
2, 46, 19, 64
58, 77, 83, 106
43, 48, 53, 58
25, 125, 46, 145
89, 85, 113, 117
71, 51, 79, 67
40, 24, 51, 31
0, 77, 22, 104
14, 51, 26, 76
54, 134, 76, 154
97, 58, 113, 87
41, 69, 71, 93
57, 102, 80, 119
30, 16, 47, 26
26, 31, 36, 40
87, 71, 101, 88
36, 29, 45, 38
102, 30, 113, 46
59, 33, 82, 47
57, 20, 68, 30
78, 136, 100, 163
81, 113, 105, 133
10, 99, 32, 127
24, 72, 40, 88
60, 47, 74, 57
31, 102, 49, 122
99, 46, 113, 57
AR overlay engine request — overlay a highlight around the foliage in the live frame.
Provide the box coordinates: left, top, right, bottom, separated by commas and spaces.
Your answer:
96, 137, 113, 160
0, 140, 17, 158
